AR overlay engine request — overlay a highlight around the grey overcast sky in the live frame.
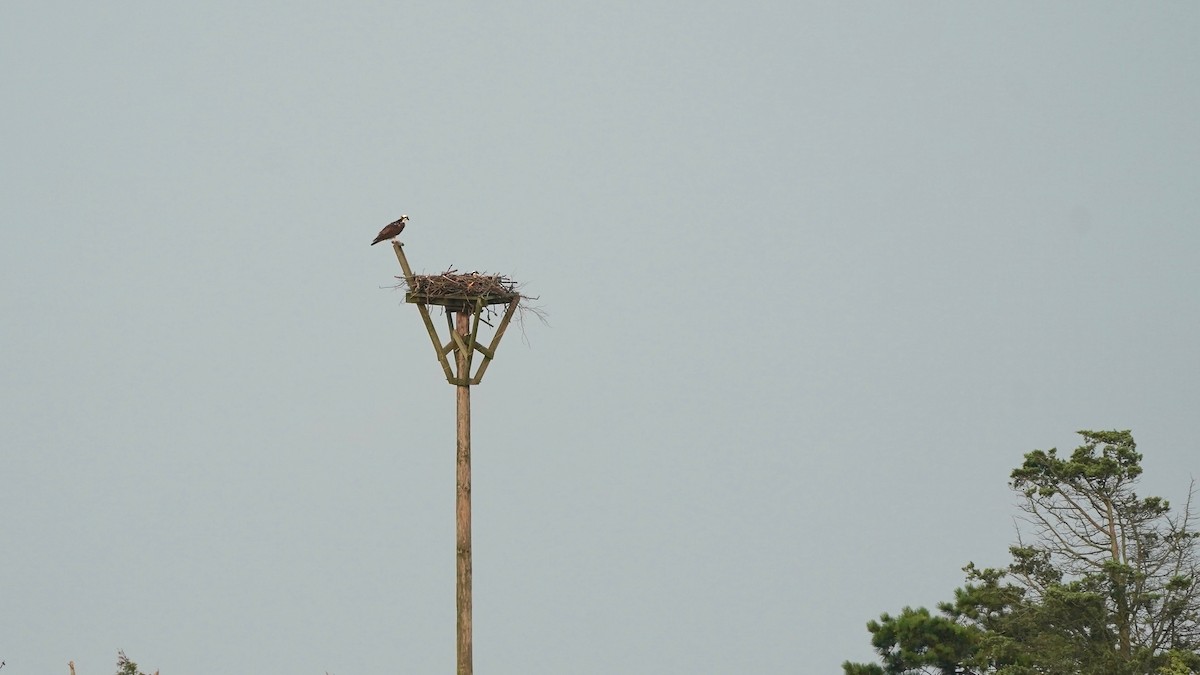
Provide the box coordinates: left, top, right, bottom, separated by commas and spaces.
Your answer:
3, 2, 1199, 673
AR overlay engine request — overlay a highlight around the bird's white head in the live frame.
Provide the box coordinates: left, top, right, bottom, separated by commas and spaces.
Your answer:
400, 214, 409, 221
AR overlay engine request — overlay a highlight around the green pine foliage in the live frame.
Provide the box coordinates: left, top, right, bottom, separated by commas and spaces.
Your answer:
844, 430, 1200, 675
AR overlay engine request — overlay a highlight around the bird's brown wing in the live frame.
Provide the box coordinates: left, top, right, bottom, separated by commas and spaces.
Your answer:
370, 222, 401, 245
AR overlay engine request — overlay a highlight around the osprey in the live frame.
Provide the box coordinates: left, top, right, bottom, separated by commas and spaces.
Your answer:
371, 215, 409, 245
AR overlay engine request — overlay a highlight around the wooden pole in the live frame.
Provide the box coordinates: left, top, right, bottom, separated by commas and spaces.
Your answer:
455, 310, 473, 675
389, 243, 522, 671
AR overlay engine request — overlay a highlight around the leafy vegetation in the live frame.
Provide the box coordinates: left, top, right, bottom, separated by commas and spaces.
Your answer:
845, 430, 1200, 674
115, 651, 155, 675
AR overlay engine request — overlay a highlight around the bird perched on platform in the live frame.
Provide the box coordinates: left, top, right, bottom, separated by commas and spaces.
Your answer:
371, 215, 409, 245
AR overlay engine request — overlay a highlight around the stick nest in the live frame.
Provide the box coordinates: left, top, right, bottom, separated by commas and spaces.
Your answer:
397, 268, 522, 303
392, 267, 547, 330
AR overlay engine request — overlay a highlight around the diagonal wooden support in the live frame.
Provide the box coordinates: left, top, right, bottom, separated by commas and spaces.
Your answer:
469, 298, 519, 384
393, 242, 455, 381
